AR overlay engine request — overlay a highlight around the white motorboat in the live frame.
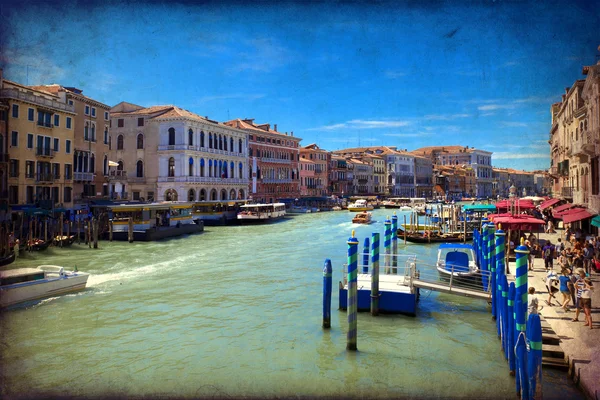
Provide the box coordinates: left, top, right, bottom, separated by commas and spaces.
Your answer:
0, 265, 89, 308
435, 244, 479, 279
347, 199, 374, 212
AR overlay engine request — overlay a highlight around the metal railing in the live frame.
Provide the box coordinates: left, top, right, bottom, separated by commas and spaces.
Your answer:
36, 173, 54, 183
157, 176, 248, 184
74, 172, 94, 181
341, 253, 418, 287
410, 259, 492, 299
36, 147, 55, 157
108, 170, 127, 179
561, 186, 573, 198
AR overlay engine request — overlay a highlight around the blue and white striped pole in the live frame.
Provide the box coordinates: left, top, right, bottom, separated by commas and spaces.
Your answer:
501, 275, 509, 360
515, 238, 529, 317
347, 231, 359, 351
322, 259, 332, 329
508, 282, 516, 375
370, 232, 380, 316
515, 295, 528, 398
391, 213, 398, 273
527, 313, 543, 400
384, 217, 391, 274
362, 237, 370, 274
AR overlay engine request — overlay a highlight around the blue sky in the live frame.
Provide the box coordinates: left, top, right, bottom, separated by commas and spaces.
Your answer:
1, 0, 599, 171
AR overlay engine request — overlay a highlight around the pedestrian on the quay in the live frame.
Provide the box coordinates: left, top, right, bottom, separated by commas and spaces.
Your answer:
572, 270, 586, 322
545, 270, 559, 306
583, 241, 594, 275
581, 278, 594, 329
559, 269, 572, 311
526, 240, 534, 271
528, 287, 540, 315
543, 240, 555, 271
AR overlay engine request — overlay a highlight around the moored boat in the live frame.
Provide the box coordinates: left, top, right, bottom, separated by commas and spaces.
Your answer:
27, 239, 51, 251
107, 202, 204, 241
352, 211, 372, 224
347, 199, 374, 212
0, 265, 89, 308
396, 231, 472, 244
191, 200, 246, 225
237, 203, 286, 223
436, 243, 479, 281
53, 235, 76, 247
0, 252, 16, 267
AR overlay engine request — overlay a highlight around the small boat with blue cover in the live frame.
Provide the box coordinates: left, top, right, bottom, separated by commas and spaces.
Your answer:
436, 243, 478, 280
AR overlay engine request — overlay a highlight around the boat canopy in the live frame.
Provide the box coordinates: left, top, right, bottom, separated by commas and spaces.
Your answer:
462, 204, 497, 213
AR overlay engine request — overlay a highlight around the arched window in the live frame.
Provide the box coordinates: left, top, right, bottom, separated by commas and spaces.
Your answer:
90, 154, 95, 173
137, 134, 144, 149
199, 189, 206, 201
224, 136, 228, 151
239, 162, 243, 179
104, 128, 108, 144
230, 189, 236, 200
109, 135, 112, 150
188, 129, 194, 146
188, 189, 195, 202
230, 161, 234, 179
200, 131, 205, 147
117, 161, 124, 171
83, 153, 88, 172
168, 157, 175, 177
209, 133, 213, 148
239, 139, 242, 153
208, 160, 213, 177
168, 127, 175, 146
239, 189, 245, 200
103, 155, 108, 176
189, 157, 194, 176
137, 160, 144, 177
165, 189, 178, 201
220, 189, 227, 200
249, 148, 253, 157
117, 134, 124, 150
200, 158, 205, 177
210, 189, 217, 200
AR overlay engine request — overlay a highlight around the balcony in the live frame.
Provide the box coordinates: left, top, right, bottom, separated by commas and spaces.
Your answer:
110, 192, 128, 200
261, 157, 291, 164
36, 121, 53, 129
108, 170, 127, 181
74, 172, 94, 181
129, 176, 145, 183
262, 178, 292, 184
36, 173, 54, 183
561, 186, 573, 199
157, 176, 249, 184
0, 88, 75, 113
36, 147, 55, 158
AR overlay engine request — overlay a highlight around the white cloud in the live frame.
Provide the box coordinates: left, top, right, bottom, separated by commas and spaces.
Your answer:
1, 48, 66, 84
227, 38, 294, 73
384, 70, 407, 79
478, 104, 515, 111
195, 94, 265, 104
309, 119, 411, 131
500, 121, 528, 127
493, 152, 549, 160
423, 113, 471, 121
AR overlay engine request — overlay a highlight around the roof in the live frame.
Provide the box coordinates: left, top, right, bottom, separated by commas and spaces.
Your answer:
462, 204, 497, 212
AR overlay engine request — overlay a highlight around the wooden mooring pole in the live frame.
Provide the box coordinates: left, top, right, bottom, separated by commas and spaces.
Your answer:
109, 219, 113, 242
93, 218, 99, 249
370, 232, 380, 316
128, 217, 134, 243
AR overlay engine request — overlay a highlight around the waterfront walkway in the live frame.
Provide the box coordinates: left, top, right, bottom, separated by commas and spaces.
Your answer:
522, 230, 599, 400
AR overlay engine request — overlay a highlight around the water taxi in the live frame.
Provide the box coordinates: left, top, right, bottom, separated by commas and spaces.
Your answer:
237, 203, 286, 223
191, 200, 247, 225
347, 199, 374, 212
0, 265, 89, 308
352, 211, 372, 224
107, 202, 204, 241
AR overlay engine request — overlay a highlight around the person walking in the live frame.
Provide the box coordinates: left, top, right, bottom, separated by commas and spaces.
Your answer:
583, 241, 594, 275
580, 278, 594, 329
542, 240, 555, 271
572, 270, 586, 322
559, 269, 572, 311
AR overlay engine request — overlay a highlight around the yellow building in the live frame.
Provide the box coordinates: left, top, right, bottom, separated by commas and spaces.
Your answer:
29, 85, 111, 202
1, 78, 76, 207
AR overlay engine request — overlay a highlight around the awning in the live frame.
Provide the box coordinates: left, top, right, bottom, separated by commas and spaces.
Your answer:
490, 214, 546, 231
552, 202, 577, 214
462, 204, 497, 213
562, 209, 595, 224
539, 198, 562, 210
108, 160, 119, 167
591, 215, 600, 228
495, 199, 536, 210
554, 207, 587, 219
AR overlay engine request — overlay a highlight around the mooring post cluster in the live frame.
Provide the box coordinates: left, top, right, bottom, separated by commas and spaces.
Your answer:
473, 223, 543, 400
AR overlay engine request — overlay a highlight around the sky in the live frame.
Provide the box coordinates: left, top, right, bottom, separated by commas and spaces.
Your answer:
1, 0, 599, 171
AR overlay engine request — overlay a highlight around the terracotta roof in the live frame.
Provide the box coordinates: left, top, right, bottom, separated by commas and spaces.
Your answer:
28, 84, 110, 108
224, 119, 300, 140
29, 84, 61, 94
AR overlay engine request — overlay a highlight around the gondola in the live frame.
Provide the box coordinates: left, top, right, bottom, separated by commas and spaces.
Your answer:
53, 235, 76, 247
396, 230, 472, 244
27, 239, 51, 251
0, 252, 16, 267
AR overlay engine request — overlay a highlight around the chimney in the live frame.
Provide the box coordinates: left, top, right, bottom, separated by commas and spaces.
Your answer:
291, 131, 294, 136
274, 124, 278, 132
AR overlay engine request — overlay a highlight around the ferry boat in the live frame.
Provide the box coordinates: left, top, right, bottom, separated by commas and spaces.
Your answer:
352, 211, 372, 224
191, 200, 246, 225
347, 199, 374, 212
237, 203, 286, 223
0, 265, 89, 308
436, 243, 479, 280
107, 202, 204, 241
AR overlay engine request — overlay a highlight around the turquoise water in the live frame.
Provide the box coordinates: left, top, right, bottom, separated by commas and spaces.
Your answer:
0, 209, 583, 398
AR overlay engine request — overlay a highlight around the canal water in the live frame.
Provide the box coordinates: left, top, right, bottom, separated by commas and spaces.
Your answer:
0, 208, 583, 398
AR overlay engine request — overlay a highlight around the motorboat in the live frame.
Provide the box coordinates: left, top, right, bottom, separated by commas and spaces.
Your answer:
352, 211, 372, 224
436, 243, 479, 280
0, 265, 89, 308
347, 199, 374, 212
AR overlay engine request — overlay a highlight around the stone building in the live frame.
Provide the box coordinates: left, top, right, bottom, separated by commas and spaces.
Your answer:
224, 119, 300, 203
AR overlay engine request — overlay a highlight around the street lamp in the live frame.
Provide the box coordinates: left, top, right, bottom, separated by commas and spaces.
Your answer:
509, 184, 517, 215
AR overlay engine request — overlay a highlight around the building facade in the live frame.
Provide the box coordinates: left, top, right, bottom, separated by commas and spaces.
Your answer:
225, 119, 300, 203
1, 78, 76, 207
300, 144, 330, 197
